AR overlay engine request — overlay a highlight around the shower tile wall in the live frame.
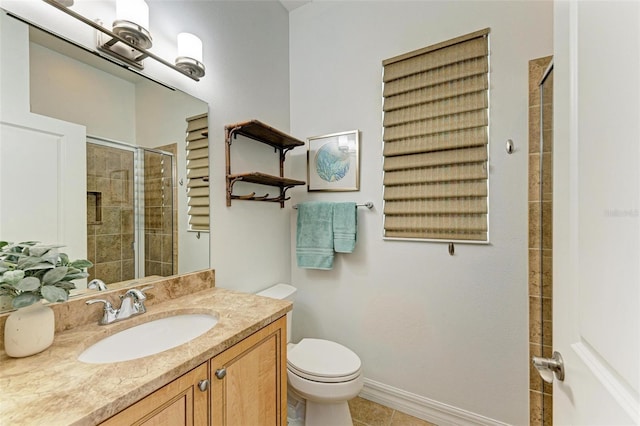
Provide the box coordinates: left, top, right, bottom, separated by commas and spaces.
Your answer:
144, 147, 176, 277
86, 144, 135, 284
528, 56, 553, 426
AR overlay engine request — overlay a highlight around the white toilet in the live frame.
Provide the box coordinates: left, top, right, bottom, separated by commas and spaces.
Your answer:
257, 283, 363, 426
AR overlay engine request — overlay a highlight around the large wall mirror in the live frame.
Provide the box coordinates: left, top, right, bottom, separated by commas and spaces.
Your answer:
0, 18, 210, 310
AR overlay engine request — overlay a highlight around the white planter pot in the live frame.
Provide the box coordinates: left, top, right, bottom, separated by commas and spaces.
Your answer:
4, 302, 55, 357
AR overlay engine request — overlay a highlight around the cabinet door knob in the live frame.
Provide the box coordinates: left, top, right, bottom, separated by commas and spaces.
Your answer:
215, 368, 227, 379
198, 379, 210, 392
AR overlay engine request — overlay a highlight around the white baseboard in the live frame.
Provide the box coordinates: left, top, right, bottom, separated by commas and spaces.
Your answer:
359, 378, 511, 426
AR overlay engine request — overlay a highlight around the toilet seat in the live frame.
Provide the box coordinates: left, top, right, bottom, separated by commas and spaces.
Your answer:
287, 338, 361, 383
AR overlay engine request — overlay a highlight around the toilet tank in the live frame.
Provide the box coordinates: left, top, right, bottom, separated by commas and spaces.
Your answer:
256, 283, 296, 343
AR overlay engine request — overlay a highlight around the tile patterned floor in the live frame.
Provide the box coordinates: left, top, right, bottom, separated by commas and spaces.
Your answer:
348, 397, 438, 426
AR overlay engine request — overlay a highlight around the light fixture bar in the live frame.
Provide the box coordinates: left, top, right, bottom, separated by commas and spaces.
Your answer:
41, 0, 202, 81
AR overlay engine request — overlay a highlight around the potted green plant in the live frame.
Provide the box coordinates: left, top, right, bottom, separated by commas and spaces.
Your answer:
0, 241, 93, 357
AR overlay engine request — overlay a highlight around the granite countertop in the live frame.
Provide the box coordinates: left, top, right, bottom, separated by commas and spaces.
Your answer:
0, 279, 291, 425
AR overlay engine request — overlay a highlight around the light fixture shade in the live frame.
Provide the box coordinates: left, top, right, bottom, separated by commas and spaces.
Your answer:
116, 0, 150, 30
177, 33, 203, 62
175, 33, 205, 78
113, 0, 152, 49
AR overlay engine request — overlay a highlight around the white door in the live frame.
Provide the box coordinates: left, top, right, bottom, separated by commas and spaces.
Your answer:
0, 11, 87, 261
553, 1, 639, 424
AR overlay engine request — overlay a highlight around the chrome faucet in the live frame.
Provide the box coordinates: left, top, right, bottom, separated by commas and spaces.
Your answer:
86, 286, 153, 325
88, 279, 107, 291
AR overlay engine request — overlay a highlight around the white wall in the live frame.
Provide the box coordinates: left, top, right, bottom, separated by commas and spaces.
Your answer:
288, 2, 552, 424
29, 42, 137, 143
0, 0, 293, 290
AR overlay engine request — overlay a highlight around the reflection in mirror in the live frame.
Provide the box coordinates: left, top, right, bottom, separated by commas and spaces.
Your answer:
5, 23, 211, 304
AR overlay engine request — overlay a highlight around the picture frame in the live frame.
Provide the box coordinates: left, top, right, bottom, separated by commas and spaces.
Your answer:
307, 130, 360, 191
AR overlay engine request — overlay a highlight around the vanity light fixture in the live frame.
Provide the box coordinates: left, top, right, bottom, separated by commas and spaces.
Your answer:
175, 33, 206, 78
41, 0, 205, 81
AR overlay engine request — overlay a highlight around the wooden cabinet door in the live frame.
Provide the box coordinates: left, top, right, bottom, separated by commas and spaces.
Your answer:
211, 316, 287, 426
101, 362, 209, 426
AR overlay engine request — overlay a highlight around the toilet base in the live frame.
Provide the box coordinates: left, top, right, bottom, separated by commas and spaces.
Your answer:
305, 400, 353, 426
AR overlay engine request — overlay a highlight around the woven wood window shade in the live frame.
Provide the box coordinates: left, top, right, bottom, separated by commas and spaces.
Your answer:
382, 28, 490, 242
186, 113, 209, 232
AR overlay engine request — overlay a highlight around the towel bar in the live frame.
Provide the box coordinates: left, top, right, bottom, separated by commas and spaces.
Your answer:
292, 202, 374, 210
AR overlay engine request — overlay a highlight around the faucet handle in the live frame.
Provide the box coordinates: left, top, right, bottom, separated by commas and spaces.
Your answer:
120, 285, 153, 300
86, 299, 113, 309
86, 299, 117, 325
122, 288, 148, 301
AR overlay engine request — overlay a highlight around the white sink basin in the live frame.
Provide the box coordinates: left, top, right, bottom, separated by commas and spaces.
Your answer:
78, 313, 219, 364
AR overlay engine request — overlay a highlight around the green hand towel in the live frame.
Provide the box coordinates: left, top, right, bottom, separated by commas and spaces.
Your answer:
296, 202, 335, 269
333, 202, 357, 253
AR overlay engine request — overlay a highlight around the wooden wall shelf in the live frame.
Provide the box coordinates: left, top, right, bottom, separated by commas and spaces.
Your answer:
225, 120, 305, 207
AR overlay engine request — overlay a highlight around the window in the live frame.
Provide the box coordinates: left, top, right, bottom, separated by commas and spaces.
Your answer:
382, 28, 490, 242
185, 113, 209, 232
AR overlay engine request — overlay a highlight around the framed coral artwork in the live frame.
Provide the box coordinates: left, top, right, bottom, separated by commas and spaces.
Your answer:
307, 130, 360, 191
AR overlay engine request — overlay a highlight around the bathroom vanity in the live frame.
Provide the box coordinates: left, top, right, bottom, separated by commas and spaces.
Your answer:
0, 270, 291, 425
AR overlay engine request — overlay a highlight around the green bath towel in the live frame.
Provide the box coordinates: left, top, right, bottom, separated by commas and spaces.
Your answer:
296, 202, 335, 269
333, 202, 357, 253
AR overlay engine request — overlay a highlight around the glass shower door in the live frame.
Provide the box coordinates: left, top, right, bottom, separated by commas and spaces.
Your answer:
86, 138, 174, 285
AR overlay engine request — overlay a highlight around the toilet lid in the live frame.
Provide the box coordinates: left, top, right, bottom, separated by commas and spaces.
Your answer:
288, 338, 361, 383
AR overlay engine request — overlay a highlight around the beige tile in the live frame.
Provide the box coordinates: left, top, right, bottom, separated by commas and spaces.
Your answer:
529, 60, 544, 106
146, 260, 163, 276
94, 261, 122, 284
543, 319, 553, 347
162, 234, 173, 264
100, 207, 121, 235
87, 235, 96, 264
541, 103, 553, 132
542, 201, 553, 250
96, 235, 122, 263
530, 390, 543, 426
390, 410, 437, 426
529, 106, 541, 153
529, 202, 541, 249
529, 248, 541, 296
542, 297, 552, 322
348, 397, 393, 426
541, 128, 553, 154
163, 207, 173, 232
543, 393, 553, 426
87, 175, 97, 192
121, 234, 135, 261
148, 233, 162, 262
542, 151, 553, 200
121, 208, 134, 234
529, 296, 542, 345
161, 261, 173, 277
94, 148, 108, 178
542, 249, 553, 298
122, 259, 135, 281
106, 150, 121, 174
529, 153, 541, 202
